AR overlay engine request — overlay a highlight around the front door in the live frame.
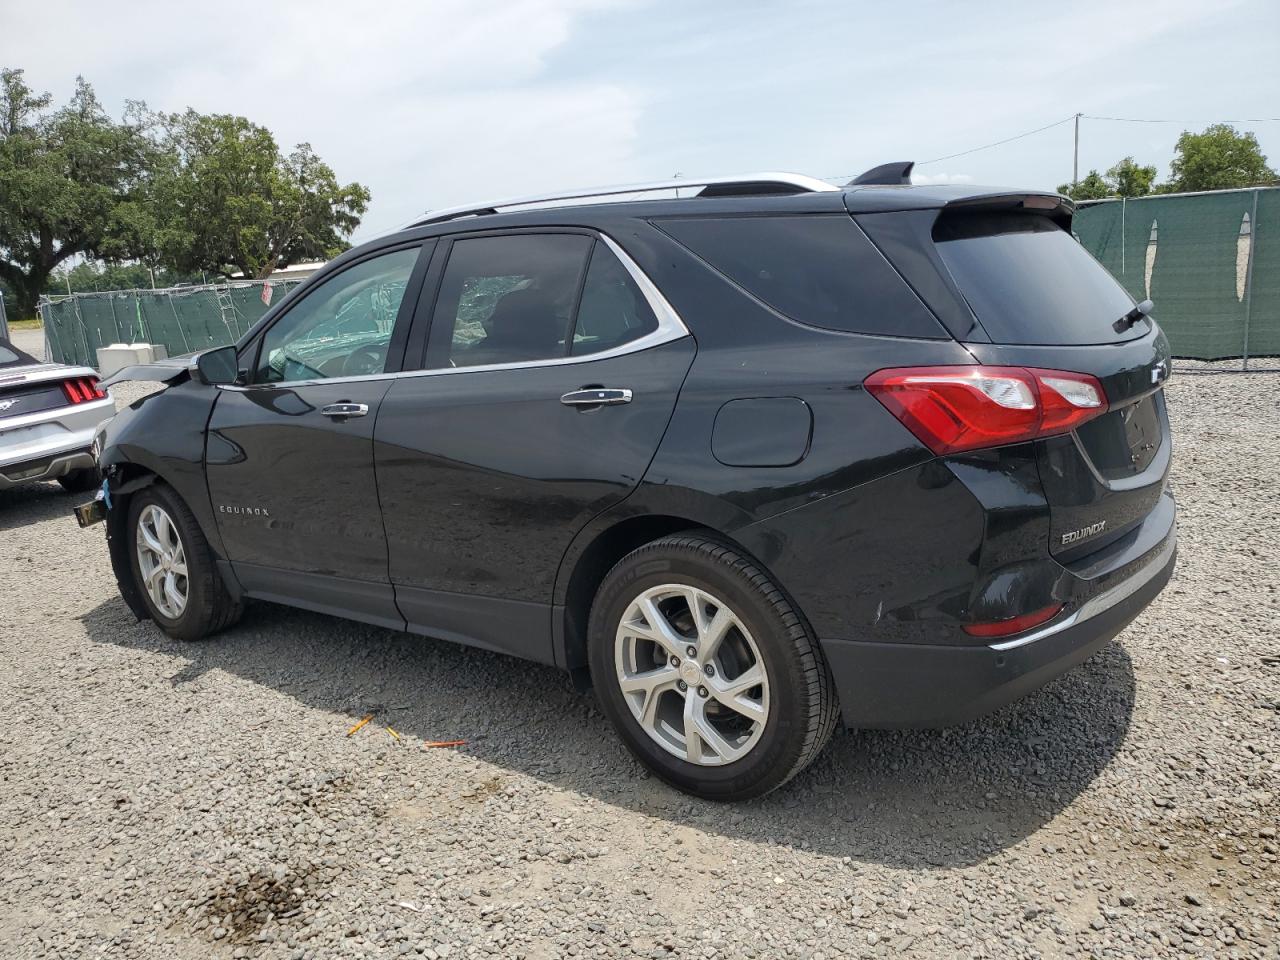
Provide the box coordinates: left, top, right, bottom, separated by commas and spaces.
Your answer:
207, 244, 426, 629
374, 232, 695, 660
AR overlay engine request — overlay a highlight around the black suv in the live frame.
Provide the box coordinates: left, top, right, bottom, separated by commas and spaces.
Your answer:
87, 167, 1176, 800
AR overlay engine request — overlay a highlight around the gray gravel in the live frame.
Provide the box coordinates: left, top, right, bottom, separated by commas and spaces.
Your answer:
1, 370, 1277, 959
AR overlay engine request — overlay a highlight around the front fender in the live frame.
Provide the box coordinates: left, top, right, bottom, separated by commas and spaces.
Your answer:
98, 379, 226, 558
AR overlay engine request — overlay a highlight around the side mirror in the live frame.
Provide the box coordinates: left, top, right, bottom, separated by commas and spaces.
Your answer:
193, 345, 241, 386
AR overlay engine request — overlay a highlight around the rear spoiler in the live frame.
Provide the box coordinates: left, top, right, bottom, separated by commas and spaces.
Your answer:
940, 192, 1074, 228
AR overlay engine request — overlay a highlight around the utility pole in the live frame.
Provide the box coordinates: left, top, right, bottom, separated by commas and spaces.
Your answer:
1072, 112, 1082, 191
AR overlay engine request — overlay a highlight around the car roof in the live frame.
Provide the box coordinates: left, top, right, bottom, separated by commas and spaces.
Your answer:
318, 173, 1070, 283
381, 178, 1067, 242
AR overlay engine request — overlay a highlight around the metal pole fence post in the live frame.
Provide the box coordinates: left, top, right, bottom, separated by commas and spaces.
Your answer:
1241, 188, 1259, 371
1120, 197, 1126, 278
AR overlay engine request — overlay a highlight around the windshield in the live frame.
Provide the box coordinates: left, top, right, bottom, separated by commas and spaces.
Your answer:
935, 213, 1146, 345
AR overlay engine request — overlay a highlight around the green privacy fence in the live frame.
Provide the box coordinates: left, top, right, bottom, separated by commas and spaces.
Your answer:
1074, 187, 1279, 365
38, 280, 305, 369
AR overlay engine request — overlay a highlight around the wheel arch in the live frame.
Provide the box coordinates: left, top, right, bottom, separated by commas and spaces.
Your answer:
100, 459, 243, 621
555, 509, 809, 685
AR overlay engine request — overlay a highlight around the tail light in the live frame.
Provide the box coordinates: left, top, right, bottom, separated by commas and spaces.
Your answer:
963, 602, 1064, 639
62, 376, 107, 404
864, 365, 1107, 455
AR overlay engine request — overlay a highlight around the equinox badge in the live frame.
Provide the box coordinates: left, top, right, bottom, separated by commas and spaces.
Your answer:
1061, 520, 1107, 545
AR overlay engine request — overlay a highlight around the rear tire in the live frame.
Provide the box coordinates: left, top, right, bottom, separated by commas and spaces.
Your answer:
588, 535, 838, 800
126, 483, 243, 641
58, 468, 99, 494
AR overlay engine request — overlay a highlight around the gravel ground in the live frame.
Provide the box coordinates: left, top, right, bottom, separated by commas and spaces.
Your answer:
1, 369, 1277, 960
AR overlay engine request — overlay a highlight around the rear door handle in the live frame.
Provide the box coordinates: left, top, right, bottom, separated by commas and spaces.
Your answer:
560, 388, 633, 407
321, 402, 369, 419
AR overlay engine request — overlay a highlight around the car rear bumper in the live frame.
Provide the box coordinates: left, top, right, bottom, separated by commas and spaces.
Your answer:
0, 398, 111, 489
0, 447, 97, 489
821, 526, 1176, 729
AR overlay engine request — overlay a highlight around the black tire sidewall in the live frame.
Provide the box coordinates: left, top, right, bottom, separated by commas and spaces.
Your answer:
589, 541, 815, 800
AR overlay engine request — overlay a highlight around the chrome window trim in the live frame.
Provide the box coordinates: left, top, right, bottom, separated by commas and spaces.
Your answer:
988, 533, 1176, 651
220, 231, 691, 392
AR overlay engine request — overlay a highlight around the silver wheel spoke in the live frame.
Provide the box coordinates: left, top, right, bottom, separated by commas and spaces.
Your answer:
155, 510, 174, 551
138, 522, 165, 556
136, 505, 189, 619
683, 586, 710, 638
697, 607, 736, 664
709, 663, 767, 722
694, 708, 746, 763
629, 596, 687, 659
148, 574, 166, 609
619, 667, 678, 727
163, 574, 184, 613
682, 695, 705, 763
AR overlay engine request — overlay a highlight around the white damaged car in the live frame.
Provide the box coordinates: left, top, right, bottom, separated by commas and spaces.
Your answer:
0, 336, 112, 493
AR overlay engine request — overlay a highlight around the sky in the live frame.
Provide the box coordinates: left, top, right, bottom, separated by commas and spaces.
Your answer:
2, 0, 1278, 241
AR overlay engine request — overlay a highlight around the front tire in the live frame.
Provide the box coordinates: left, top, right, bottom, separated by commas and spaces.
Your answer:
127, 483, 243, 641
588, 535, 838, 800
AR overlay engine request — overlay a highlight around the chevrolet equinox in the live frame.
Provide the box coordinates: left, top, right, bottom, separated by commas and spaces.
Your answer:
83, 164, 1177, 799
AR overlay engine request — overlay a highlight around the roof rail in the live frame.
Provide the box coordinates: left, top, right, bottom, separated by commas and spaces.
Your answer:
411, 172, 839, 226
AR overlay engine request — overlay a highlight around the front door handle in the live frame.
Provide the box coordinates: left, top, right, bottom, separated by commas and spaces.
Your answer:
321, 402, 370, 419
560, 388, 633, 407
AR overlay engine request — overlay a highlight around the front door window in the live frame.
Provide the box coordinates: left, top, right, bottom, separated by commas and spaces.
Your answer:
255, 247, 420, 383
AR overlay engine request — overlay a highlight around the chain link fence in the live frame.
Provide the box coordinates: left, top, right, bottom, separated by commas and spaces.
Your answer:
38, 280, 305, 369
1074, 187, 1279, 368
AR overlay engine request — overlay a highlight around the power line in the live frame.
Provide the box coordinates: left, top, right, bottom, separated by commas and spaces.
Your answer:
1083, 114, 1280, 124
826, 111, 1280, 183
916, 116, 1076, 165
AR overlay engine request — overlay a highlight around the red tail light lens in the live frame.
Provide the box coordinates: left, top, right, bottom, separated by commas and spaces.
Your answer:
62, 376, 106, 404
963, 602, 1064, 638
864, 365, 1107, 455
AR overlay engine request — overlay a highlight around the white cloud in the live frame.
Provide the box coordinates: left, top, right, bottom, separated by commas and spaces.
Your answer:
910, 172, 975, 185
0, 0, 647, 238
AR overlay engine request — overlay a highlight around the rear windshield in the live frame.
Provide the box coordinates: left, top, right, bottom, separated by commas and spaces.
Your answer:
934, 213, 1145, 345
0, 339, 36, 368
658, 215, 946, 339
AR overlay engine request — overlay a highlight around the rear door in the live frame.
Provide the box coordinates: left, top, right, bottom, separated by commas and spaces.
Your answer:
374, 230, 695, 662
921, 208, 1172, 557
206, 243, 428, 628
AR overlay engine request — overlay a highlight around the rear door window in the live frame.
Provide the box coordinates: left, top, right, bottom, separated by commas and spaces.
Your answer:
656, 214, 946, 339
934, 213, 1144, 345
426, 234, 592, 368
571, 243, 658, 356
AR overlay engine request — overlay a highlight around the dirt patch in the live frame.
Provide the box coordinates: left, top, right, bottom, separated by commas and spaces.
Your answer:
192, 860, 319, 946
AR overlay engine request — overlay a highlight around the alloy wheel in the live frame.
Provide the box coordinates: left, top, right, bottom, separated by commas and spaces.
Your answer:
135, 504, 189, 619
614, 583, 770, 766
